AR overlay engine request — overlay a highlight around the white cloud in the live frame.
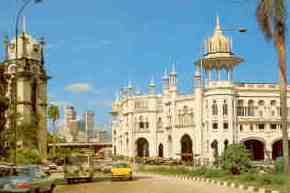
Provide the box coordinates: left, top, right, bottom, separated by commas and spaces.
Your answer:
65, 83, 92, 93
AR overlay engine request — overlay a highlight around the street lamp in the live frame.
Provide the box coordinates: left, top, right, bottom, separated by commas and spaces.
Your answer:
12, 0, 43, 165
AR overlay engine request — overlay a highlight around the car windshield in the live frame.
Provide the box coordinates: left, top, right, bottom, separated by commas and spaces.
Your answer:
112, 163, 129, 168
65, 156, 89, 165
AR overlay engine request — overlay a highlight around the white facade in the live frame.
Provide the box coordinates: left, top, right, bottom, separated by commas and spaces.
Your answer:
111, 17, 290, 163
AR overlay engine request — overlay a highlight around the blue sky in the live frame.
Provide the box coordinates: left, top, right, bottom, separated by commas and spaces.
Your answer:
0, 0, 288, 129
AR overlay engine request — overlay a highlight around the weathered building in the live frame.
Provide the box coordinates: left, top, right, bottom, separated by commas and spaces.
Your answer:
0, 21, 49, 160
111, 17, 290, 163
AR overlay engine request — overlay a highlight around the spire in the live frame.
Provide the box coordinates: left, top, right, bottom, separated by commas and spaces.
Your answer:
216, 15, 221, 31
170, 60, 176, 75
162, 68, 168, 79
22, 16, 27, 33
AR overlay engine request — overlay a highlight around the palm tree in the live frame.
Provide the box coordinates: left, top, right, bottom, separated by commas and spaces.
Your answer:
256, 0, 289, 175
48, 104, 60, 158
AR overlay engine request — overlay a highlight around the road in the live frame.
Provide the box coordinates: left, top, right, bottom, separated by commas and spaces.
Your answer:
54, 174, 248, 193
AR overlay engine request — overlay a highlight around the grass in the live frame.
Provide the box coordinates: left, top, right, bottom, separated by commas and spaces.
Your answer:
138, 165, 290, 193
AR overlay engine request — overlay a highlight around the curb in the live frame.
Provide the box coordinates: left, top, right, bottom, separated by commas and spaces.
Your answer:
173, 175, 279, 193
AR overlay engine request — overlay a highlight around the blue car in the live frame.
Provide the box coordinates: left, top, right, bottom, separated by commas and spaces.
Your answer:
0, 165, 55, 193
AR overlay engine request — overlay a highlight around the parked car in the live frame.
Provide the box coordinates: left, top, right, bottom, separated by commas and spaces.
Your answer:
111, 162, 133, 180
0, 165, 55, 193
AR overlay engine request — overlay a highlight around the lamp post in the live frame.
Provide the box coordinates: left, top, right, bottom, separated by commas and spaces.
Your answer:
12, 0, 43, 165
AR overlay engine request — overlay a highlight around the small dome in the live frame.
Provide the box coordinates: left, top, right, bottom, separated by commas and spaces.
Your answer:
206, 16, 231, 56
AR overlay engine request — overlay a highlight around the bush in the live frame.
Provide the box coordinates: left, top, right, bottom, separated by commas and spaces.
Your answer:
275, 157, 284, 174
221, 144, 251, 175
16, 148, 41, 164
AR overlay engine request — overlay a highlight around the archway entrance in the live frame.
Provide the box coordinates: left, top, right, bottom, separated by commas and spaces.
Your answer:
272, 140, 290, 160
244, 139, 265, 161
167, 135, 172, 158
136, 138, 149, 157
180, 135, 193, 161
158, 144, 164, 157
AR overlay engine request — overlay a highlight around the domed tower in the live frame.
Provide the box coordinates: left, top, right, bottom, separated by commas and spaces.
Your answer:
194, 17, 244, 161
196, 16, 244, 83
3, 17, 49, 159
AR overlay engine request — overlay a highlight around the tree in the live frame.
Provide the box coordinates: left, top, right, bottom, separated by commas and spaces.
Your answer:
256, 0, 289, 175
48, 104, 60, 158
221, 144, 251, 175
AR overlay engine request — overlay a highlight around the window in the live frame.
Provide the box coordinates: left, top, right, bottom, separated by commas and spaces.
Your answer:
271, 124, 277, 130
250, 124, 254, 131
258, 124, 265, 130
213, 123, 218, 129
239, 124, 243, 131
212, 100, 218, 116
157, 118, 162, 128
223, 122, 228, 129
223, 100, 228, 116
271, 111, 275, 116
258, 100, 265, 106
248, 100, 255, 116
270, 100, 277, 106
259, 111, 263, 117
237, 99, 244, 116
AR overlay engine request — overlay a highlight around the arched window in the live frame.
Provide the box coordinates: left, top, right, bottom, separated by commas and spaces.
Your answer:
139, 116, 144, 129
222, 100, 228, 116
258, 100, 265, 106
270, 100, 277, 106
237, 99, 244, 116
157, 117, 162, 129
212, 100, 218, 116
248, 100, 255, 116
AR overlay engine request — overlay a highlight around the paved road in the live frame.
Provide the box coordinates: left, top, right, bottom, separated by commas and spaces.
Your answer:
54, 174, 248, 193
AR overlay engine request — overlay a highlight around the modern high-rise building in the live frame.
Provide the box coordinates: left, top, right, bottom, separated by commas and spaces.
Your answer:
64, 105, 77, 128
82, 111, 95, 138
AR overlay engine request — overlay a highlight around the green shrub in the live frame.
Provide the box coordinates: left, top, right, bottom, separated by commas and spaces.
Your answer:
275, 157, 284, 174
221, 144, 251, 175
16, 148, 41, 164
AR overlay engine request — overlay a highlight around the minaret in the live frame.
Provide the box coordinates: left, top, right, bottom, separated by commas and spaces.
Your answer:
169, 61, 177, 92
148, 76, 156, 95
162, 68, 169, 93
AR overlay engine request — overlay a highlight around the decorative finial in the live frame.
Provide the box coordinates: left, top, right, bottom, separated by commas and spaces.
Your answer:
215, 15, 222, 32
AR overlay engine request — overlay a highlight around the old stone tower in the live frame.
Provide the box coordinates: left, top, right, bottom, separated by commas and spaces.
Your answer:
1, 20, 49, 160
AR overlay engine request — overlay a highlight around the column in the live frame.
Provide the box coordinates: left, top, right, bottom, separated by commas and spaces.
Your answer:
217, 69, 221, 80
227, 68, 230, 81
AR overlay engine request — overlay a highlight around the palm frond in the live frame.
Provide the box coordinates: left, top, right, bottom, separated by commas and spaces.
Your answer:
256, 0, 274, 40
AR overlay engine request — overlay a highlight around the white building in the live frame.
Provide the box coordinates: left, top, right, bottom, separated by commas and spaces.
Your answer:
111, 17, 290, 163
